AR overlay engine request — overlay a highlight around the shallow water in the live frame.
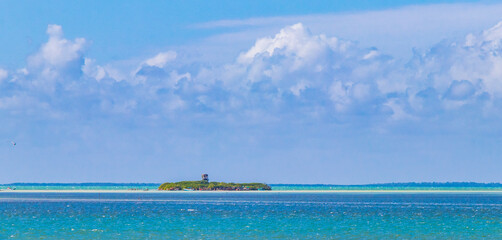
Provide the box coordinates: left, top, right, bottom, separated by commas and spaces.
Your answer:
1, 192, 501, 239
2, 183, 502, 191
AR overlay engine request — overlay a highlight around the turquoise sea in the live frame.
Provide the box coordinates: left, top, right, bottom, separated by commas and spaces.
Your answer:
1, 190, 501, 239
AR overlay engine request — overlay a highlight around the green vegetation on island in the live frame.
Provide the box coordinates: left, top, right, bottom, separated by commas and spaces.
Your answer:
158, 181, 271, 191
158, 175, 271, 191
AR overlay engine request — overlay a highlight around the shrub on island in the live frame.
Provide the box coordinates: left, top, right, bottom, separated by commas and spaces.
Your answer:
158, 181, 271, 191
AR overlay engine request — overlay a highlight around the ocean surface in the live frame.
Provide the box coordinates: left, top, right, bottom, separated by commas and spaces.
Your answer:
1, 191, 501, 239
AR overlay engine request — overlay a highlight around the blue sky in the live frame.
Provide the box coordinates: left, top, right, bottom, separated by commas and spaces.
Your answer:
1, 0, 502, 183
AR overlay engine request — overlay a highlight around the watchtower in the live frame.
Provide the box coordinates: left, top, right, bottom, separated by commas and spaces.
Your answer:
202, 174, 209, 182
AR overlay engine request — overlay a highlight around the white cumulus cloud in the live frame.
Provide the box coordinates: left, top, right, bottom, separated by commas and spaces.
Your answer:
23, 24, 87, 93
28, 24, 86, 71
145, 51, 177, 68
5, 21, 502, 125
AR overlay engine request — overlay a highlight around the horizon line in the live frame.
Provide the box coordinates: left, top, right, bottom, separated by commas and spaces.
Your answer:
1, 181, 502, 186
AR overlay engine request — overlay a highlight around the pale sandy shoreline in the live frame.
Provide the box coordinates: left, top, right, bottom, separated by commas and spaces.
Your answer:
1, 190, 502, 194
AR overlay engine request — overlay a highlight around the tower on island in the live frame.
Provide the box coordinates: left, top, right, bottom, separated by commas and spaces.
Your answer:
202, 174, 209, 182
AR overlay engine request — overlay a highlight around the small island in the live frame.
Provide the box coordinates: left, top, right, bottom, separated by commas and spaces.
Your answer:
158, 174, 271, 191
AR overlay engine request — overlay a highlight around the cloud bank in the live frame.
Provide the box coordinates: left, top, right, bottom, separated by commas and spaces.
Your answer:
3, 21, 502, 129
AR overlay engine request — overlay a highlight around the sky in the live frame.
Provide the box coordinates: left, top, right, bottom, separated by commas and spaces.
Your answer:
1, 0, 502, 184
